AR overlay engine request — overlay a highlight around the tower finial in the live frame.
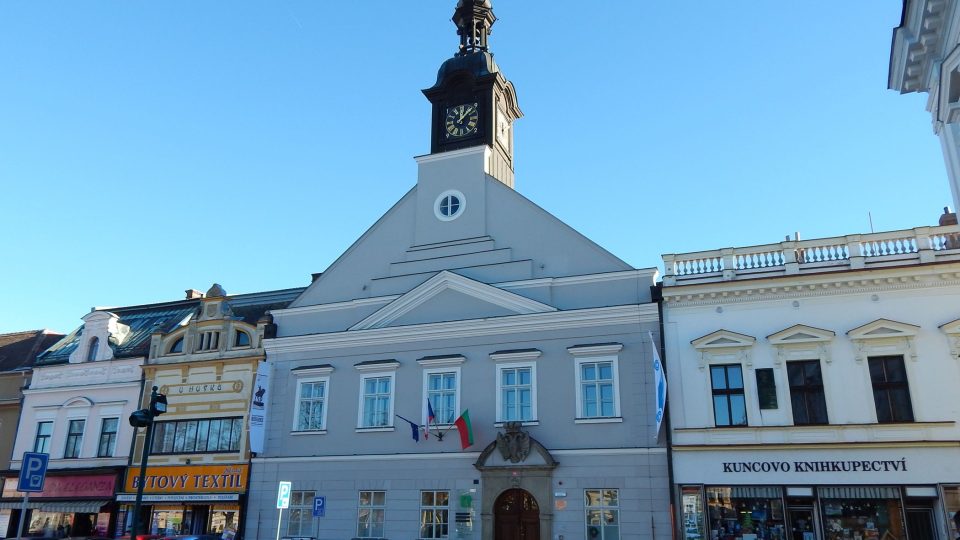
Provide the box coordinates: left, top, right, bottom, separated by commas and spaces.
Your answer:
453, 0, 496, 56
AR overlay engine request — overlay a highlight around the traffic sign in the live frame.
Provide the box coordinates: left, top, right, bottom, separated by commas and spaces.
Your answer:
17, 452, 49, 492
312, 496, 325, 517
276, 481, 292, 509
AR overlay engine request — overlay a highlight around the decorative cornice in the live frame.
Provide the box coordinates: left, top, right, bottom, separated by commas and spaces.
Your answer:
273, 295, 399, 318
489, 349, 541, 362
291, 365, 334, 376
354, 360, 400, 372
566, 343, 623, 357
265, 304, 657, 354
416, 355, 466, 367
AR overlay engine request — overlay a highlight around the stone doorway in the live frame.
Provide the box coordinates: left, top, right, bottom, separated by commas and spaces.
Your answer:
494, 488, 540, 540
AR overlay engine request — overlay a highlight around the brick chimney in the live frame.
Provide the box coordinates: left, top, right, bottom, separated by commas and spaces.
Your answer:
185, 289, 204, 299
939, 207, 958, 226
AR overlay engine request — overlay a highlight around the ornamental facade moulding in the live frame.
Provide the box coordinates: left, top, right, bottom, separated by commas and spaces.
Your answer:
938, 318, 960, 360
690, 330, 757, 371
847, 318, 920, 363
766, 324, 836, 366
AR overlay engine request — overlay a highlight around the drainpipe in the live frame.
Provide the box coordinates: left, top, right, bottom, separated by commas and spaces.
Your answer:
653, 283, 678, 540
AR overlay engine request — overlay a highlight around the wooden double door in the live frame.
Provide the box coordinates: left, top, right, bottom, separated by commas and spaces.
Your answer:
494, 488, 541, 540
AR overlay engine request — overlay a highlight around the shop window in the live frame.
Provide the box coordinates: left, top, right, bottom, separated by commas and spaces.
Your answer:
357, 490, 386, 538
151, 417, 243, 454
944, 486, 960, 540
288, 490, 316, 537
425, 370, 459, 425
819, 486, 905, 540
710, 364, 747, 427
585, 489, 620, 539
680, 486, 706, 540
64, 419, 85, 458
575, 357, 621, 419
787, 360, 828, 425
419, 490, 449, 539
294, 378, 328, 431
234, 330, 251, 348
706, 486, 785, 539
359, 374, 394, 428
97, 417, 119, 457
497, 363, 537, 422
869, 356, 914, 423
34, 421, 52, 453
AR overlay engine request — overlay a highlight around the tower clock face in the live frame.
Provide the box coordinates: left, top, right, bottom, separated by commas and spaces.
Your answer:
445, 103, 479, 138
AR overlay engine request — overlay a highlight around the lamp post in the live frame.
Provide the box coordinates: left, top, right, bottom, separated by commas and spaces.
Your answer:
128, 386, 167, 539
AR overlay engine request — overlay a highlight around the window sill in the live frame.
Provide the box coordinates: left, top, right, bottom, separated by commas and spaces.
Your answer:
574, 417, 623, 424
290, 430, 327, 436
355, 427, 395, 433
494, 421, 539, 427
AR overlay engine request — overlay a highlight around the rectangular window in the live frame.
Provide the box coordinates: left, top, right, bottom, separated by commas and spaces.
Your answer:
710, 364, 747, 427
287, 490, 316, 537
357, 490, 385, 538
360, 375, 394, 428
497, 363, 536, 422
576, 358, 620, 418
64, 419, 85, 458
34, 421, 53, 454
869, 356, 914, 423
426, 371, 458, 425
419, 490, 449, 539
294, 378, 328, 431
151, 417, 243, 454
585, 489, 620, 540
787, 360, 828, 424
97, 417, 119, 457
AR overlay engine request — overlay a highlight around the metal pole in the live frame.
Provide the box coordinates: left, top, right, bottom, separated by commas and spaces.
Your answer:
14, 492, 28, 540
132, 388, 159, 539
275, 508, 283, 540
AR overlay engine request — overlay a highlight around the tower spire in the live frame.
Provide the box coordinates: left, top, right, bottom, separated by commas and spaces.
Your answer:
453, 0, 496, 56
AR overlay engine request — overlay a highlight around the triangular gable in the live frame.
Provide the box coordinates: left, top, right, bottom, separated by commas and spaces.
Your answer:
350, 271, 556, 330
847, 319, 919, 340
767, 324, 835, 345
691, 329, 756, 350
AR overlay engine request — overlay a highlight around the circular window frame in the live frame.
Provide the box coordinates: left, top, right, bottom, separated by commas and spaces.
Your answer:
434, 190, 466, 222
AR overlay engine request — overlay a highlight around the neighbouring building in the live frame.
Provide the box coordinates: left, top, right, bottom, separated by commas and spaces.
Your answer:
1, 297, 200, 539
117, 284, 301, 540
661, 221, 960, 540
246, 2, 669, 540
0, 329, 64, 535
889, 0, 960, 213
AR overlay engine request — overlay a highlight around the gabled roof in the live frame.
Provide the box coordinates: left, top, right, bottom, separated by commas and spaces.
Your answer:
0, 330, 65, 372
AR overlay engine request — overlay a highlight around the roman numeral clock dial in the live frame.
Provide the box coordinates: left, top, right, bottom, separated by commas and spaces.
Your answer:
445, 103, 479, 138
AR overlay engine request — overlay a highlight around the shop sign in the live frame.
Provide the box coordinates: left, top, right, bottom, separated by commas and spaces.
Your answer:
2, 474, 115, 498
159, 381, 244, 396
123, 464, 248, 493
721, 458, 908, 474
116, 493, 240, 502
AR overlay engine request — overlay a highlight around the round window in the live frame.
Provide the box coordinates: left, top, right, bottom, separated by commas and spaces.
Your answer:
434, 190, 466, 221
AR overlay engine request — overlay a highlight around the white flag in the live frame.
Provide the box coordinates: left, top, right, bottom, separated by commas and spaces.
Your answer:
651, 333, 667, 439
248, 361, 271, 453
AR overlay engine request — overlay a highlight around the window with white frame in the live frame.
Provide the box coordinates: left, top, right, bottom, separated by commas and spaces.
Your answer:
288, 490, 316, 537
34, 421, 53, 453
425, 369, 459, 425
359, 374, 394, 428
497, 363, 536, 422
419, 490, 449, 539
575, 357, 620, 419
585, 489, 620, 540
64, 419, 85, 458
294, 377, 329, 432
97, 417, 119, 457
357, 490, 385, 538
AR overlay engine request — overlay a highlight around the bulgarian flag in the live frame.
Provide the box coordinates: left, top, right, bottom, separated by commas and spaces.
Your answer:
454, 410, 474, 450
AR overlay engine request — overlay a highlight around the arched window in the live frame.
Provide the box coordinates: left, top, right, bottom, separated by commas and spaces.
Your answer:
86, 337, 99, 361
235, 330, 251, 347
169, 337, 184, 354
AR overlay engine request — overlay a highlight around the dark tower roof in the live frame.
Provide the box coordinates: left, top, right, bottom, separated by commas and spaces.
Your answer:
454, 0, 496, 57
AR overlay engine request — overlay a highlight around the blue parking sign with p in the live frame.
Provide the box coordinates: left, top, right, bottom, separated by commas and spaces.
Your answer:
17, 452, 49, 492
312, 496, 325, 517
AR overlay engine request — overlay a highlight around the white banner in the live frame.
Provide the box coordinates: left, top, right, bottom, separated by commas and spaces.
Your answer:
651, 333, 667, 440
249, 361, 271, 453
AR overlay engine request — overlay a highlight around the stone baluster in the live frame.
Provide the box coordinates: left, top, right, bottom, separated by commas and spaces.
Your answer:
914, 226, 935, 263
846, 234, 864, 269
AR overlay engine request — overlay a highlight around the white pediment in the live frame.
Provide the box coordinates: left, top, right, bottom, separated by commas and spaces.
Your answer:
767, 324, 836, 345
350, 271, 557, 331
939, 318, 960, 360
847, 319, 920, 363
847, 319, 919, 341
691, 330, 757, 350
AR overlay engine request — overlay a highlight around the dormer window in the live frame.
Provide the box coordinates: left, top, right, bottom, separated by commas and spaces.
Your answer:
86, 338, 99, 361
168, 337, 184, 354
196, 331, 220, 352
234, 330, 251, 348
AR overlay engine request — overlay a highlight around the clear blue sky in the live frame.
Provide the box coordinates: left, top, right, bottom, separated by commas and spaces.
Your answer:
0, 1, 947, 334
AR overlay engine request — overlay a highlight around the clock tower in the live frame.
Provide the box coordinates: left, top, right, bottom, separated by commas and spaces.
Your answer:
423, 0, 523, 188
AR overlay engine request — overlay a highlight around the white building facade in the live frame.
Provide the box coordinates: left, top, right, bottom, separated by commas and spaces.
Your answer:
662, 224, 960, 540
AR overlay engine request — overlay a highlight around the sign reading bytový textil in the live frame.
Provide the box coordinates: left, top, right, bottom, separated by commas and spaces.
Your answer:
123, 464, 248, 493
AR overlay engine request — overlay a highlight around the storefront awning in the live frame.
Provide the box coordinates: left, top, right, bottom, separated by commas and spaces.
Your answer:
819, 486, 900, 499
0, 500, 109, 512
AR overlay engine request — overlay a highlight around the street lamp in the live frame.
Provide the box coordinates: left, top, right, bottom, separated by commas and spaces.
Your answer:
128, 386, 167, 539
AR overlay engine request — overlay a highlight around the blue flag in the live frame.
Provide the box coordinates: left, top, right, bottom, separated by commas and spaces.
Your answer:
396, 415, 420, 442
651, 333, 667, 440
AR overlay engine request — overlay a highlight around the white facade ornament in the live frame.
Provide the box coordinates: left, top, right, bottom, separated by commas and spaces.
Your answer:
68, 310, 130, 363
847, 318, 921, 363
766, 324, 836, 366
690, 330, 757, 371
938, 318, 960, 360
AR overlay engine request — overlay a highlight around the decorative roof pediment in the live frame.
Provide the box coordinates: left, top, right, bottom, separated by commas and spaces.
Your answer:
847, 319, 920, 363
691, 330, 756, 350
350, 271, 556, 331
63, 396, 93, 408
767, 324, 835, 345
847, 319, 919, 341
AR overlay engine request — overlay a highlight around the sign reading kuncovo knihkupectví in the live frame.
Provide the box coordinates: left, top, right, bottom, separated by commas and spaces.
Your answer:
722, 458, 908, 474
124, 464, 248, 493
